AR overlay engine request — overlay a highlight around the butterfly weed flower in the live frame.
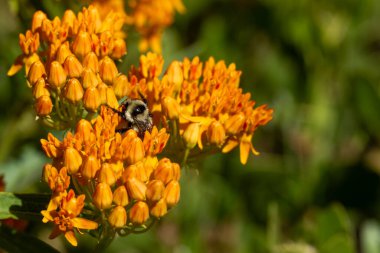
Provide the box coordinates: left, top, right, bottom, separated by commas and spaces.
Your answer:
125, 53, 273, 165
8, 6, 127, 130
40, 107, 181, 247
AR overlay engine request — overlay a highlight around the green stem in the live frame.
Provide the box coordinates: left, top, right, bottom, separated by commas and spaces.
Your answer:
182, 148, 190, 166
95, 212, 115, 252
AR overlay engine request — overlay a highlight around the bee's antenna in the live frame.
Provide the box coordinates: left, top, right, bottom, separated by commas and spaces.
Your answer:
138, 90, 148, 104
103, 104, 124, 118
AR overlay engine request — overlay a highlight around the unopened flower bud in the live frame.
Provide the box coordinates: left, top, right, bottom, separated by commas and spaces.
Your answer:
126, 178, 146, 201
76, 119, 94, 142
64, 55, 83, 78
161, 97, 180, 120
64, 147, 82, 174
106, 87, 119, 109
146, 180, 165, 202
72, 31, 92, 59
113, 185, 129, 206
172, 163, 181, 181
48, 61, 67, 89
31, 11, 47, 32
33, 78, 50, 98
64, 78, 84, 103
122, 164, 137, 182
56, 43, 72, 64
83, 87, 101, 111
208, 120, 226, 146
111, 38, 127, 59
164, 180, 180, 208
93, 182, 113, 210
153, 158, 174, 185
98, 163, 116, 185
108, 206, 127, 228
97, 82, 107, 105
82, 68, 99, 89
99, 56, 118, 85
113, 74, 129, 99
35, 95, 52, 116
82, 155, 99, 179
166, 61, 183, 91
62, 10, 76, 32
150, 198, 167, 218
83, 52, 99, 72
28, 60, 46, 86
124, 137, 145, 165
129, 201, 149, 224
183, 123, 200, 149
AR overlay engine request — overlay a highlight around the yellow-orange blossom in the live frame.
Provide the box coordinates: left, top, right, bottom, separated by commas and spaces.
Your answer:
124, 53, 273, 164
41, 107, 181, 246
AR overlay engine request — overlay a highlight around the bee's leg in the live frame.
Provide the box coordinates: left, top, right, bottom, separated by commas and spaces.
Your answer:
115, 127, 130, 134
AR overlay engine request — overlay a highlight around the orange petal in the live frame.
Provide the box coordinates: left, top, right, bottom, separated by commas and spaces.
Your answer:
239, 140, 250, 165
222, 139, 239, 153
40, 210, 53, 223
180, 114, 212, 125
197, 124, 209, 150
64, 230, 78, 246
71, 217, 98, 230
7, 56, 24, 76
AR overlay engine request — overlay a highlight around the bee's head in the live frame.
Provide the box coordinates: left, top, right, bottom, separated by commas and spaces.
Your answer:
123, 99, 150, 123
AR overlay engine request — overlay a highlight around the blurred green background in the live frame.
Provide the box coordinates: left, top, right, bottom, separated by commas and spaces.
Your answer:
2, 0, 380, 252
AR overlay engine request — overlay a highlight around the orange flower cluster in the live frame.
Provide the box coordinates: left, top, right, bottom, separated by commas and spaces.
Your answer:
8, 5, 127, 129
126, 0, 185, 53
124, 53, 273, 164
40, 107, 180, 246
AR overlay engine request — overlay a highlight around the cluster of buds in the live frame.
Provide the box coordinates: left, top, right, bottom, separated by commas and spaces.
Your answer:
123, 53, 273, 164
125, 0, 185, 53
40, 107, 181, 246
8, 5, 127, 129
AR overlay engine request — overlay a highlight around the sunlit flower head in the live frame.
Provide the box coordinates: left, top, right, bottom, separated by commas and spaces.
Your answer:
40, 107, 181, 246
41, 189, 98, 247
124, 53, 273, 165
8, 5, 127, 129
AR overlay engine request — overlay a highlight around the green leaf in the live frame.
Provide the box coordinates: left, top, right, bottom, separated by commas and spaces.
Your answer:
0, 228, 60, 253
0, 192, 50, 220
0, 192, 21, 219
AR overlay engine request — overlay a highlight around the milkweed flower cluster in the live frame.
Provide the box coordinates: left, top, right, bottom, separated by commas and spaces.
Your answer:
124, 53, 273, 164
40, 107, 180, 246
7, 0, 273, 249
8, 5, 127, 129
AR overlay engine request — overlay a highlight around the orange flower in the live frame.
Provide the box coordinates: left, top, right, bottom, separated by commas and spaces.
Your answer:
41, 190, 98, 246
126, 53, 273, 164
8, 6, 127, 129
40, 106, 181, 246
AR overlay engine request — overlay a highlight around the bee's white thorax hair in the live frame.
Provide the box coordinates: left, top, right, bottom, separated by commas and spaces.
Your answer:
122, 98, 153, 134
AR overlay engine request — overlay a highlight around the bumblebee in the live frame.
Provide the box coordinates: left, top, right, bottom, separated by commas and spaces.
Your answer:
108, 95, 153, 138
